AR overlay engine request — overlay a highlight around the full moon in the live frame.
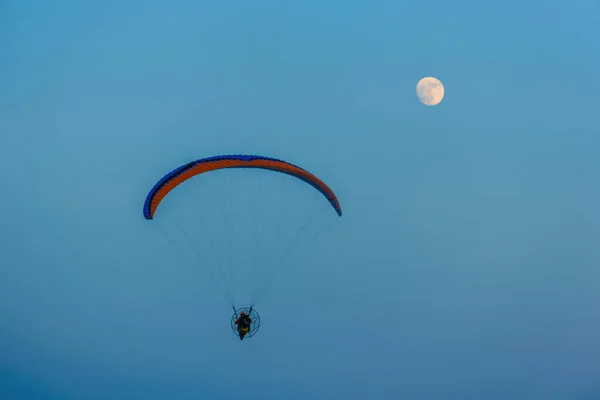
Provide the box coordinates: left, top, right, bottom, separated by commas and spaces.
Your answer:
416, 77, 444, 106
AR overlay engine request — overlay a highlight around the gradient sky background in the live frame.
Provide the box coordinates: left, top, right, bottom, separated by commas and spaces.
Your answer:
1, 0, 599, 399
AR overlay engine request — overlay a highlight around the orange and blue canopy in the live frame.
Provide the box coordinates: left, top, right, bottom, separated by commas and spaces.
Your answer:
143, 154, 342, 220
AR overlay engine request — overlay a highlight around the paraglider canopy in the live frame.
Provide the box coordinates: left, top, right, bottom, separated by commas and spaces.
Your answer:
231, 307, 261, 339
143, 154, 342, 220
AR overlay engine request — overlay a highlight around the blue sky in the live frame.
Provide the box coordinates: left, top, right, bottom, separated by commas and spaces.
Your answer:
1, 0, 599, 398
